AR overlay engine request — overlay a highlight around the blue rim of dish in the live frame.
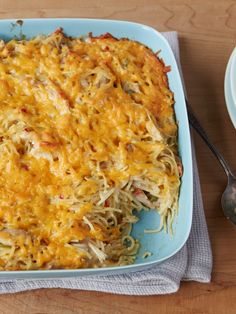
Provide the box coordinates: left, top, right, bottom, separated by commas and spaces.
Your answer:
225, 48, 236, 129
230, 47, 236, 106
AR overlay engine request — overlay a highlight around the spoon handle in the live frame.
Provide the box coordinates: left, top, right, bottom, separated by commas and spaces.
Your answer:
186, 99, 235, 178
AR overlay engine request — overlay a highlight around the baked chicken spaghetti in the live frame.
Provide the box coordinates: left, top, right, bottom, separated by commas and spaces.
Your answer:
0, 30, 182, 270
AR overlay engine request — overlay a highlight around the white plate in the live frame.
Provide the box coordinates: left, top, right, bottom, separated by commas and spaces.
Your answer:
224, 48, 236, 128
230, 47, 236, 105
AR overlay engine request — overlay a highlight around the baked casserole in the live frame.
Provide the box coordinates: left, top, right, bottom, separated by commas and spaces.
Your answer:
0, 29, 181, 270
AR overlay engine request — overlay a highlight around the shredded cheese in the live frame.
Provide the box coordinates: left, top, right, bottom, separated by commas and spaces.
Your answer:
0, 30, 181, 270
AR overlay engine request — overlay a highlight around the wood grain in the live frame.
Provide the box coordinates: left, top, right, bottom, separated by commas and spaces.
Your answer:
0, 1, 236, 313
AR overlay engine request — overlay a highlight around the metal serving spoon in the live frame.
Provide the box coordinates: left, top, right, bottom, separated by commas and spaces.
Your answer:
186, 100, 236, 225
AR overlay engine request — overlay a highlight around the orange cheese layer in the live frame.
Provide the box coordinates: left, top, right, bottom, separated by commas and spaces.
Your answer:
0, 30, 177, 270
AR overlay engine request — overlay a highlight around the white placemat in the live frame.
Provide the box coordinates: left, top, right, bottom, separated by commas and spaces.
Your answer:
0, 32, 212, 295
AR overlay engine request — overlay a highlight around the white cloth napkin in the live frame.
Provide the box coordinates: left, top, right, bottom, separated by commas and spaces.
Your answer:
0, 32, 212, 295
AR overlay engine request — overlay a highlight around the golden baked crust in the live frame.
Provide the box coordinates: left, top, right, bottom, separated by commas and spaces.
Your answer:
90, 32, 177, 137
0, 30, 180, 270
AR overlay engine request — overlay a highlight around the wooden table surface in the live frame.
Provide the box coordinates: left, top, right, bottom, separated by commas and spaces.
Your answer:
0, 1, 236, 313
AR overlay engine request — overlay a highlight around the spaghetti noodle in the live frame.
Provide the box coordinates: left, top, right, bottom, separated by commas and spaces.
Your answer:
0, 30, 181, 270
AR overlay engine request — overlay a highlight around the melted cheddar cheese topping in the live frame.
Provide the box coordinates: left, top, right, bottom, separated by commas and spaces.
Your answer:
0, 30, 180, 270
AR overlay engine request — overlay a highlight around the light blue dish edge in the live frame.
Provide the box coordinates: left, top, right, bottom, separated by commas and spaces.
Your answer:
0, 18, 193, 279
225, 48, 236, 129
229, 47, 236, 107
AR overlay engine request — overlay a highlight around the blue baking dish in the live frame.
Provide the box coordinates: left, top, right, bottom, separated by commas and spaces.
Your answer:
0, 18, 193, 279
